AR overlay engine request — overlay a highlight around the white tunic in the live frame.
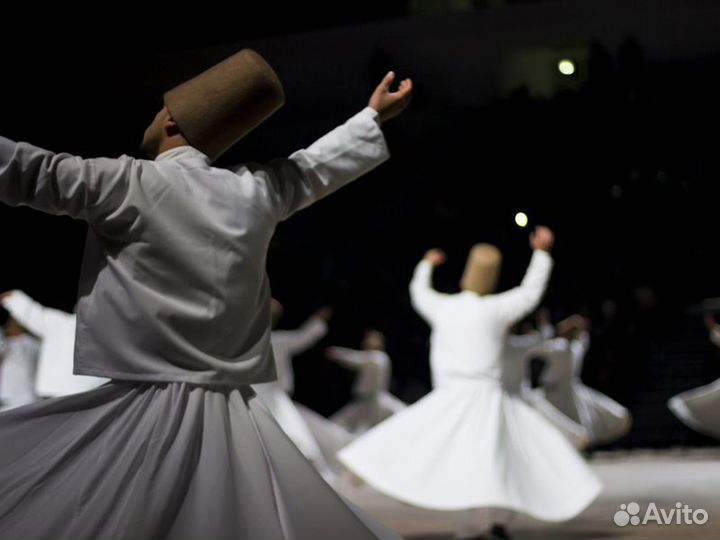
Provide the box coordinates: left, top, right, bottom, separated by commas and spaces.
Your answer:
1, 291, 107, 397
0, 108, 387, 387
0, 330, 40, 409
327, 347, 406, 434
339, 251, 602, 521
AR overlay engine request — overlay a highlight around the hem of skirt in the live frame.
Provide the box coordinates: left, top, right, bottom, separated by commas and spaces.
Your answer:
668, 397, 720, 440
588, 414, 633, 446
337, 456, 602, 522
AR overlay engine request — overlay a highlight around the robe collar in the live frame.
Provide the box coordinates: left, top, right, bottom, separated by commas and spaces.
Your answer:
155, 145, 210, 164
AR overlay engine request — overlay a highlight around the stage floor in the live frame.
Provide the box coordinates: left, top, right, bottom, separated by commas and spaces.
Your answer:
334, 447, 720, 540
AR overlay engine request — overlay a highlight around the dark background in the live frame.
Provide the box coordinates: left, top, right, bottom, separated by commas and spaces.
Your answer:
1, 0, 720, 447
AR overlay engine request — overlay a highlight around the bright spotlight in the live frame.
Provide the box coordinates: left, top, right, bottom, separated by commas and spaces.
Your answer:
558, 59, 575, 76
514, 212, 529, 228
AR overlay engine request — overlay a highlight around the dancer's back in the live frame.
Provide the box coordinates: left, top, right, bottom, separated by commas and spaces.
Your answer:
410, 249, 553, 387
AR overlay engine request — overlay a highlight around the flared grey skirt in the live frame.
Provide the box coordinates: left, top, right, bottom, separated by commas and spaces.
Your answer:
0, 382, 400, 540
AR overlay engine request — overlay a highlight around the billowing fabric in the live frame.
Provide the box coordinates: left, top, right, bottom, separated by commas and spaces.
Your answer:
253, 382, 334, 478
668, 323, 720, 439
534, 335, 632, 446
339, 251, 602, 521
252, 317, 331, 474
327, 348, 406, 435
296, 402, 355, 470
501, 332, 588, 449
0, 382, 400, 540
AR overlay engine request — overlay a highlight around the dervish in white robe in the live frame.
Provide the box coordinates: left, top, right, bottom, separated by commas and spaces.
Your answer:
327, 341, 406, 435
339, 235, 602, 529
0, 321, 40, 410
529, 325, 632, 446
1, 291, 107, 397
501, 327, 589, 449
0, 48, 411, 539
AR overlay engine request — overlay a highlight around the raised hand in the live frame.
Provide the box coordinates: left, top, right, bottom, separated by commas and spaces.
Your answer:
530, 226, 555, 252
315, 306, 333, 321
424, 248, 447, 267
369, 71, 413, 124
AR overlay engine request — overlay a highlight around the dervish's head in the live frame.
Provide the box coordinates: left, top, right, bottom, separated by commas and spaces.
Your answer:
141, 49, 284, 161
460, 243, 502, 295
361, 329, 386, 352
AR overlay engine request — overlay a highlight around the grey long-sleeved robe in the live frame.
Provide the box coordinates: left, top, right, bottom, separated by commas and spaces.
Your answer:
0, 107, 388, 386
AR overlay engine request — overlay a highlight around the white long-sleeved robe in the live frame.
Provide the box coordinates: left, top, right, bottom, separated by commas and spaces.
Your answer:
1, 291, 107, 396
0, 107, 387, 387
328, 347, 406, 434
339, 250, 602, 522
0, 329, 40, 409
0, 108, 397, 540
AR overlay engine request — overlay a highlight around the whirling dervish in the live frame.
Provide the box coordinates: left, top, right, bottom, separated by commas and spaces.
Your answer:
327, 329, 406, 435
339, 226, 602, 539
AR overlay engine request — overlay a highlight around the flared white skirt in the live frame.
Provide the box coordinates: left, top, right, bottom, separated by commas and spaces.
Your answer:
338, 379, 602, 522
668, 378, 720, 439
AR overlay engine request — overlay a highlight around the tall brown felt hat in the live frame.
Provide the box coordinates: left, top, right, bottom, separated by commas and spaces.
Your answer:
164, 49, 285, 161
460, 244, 502, 295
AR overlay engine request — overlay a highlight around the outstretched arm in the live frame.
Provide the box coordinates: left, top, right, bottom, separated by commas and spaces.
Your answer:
325, 347, 374, 369
274, 309, 331, 356
250, 72, 413, 221
409, 249, 448, 324
0, 290, 71, 339
0, 136, 132, 224
494, 227, 555, 325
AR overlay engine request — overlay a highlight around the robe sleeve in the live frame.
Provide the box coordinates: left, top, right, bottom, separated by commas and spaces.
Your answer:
539, 321, 555, 340
326, 347, 373, 369
273, 316, 328, 356
247, 107, 389, 221
492, 250, 553, 326
572, 331, 591, 357
0, 290, 71, 340
0, 136, 133, 225
506, 331, 544, 349
409, 260, 448, 325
